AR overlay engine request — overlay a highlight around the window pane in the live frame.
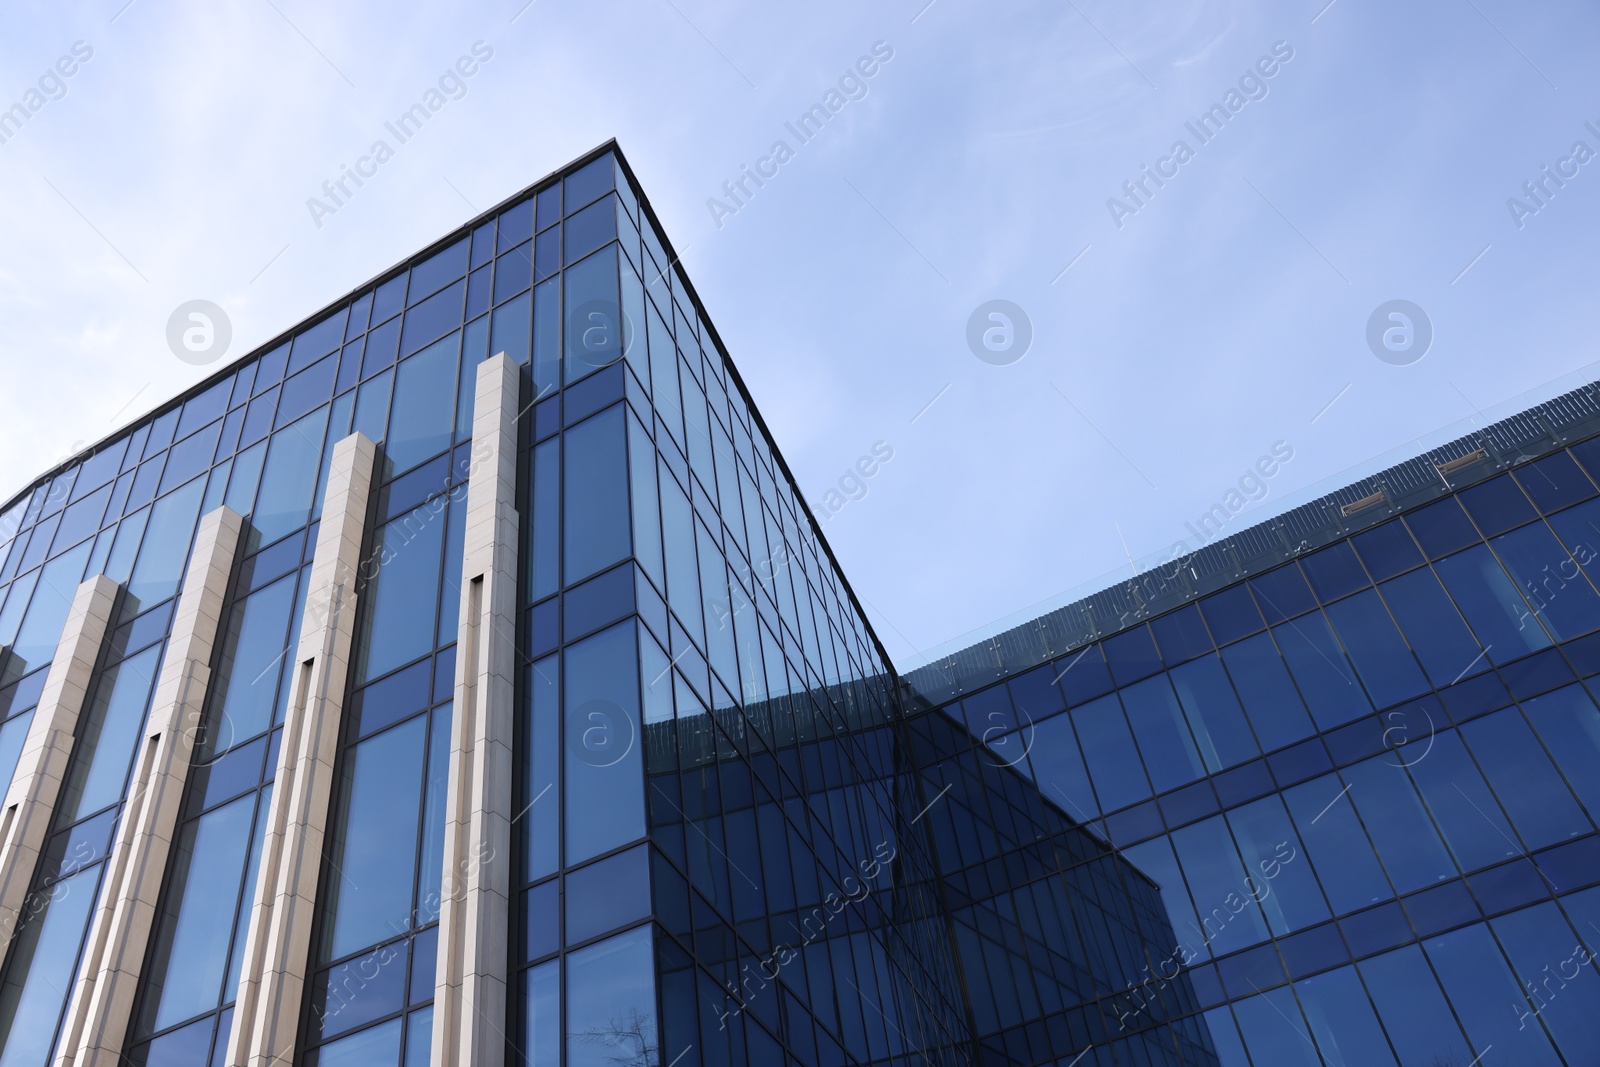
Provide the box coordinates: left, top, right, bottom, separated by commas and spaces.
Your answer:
1377, 568, 1486, 687
1357, 945, 1471, 1066
563, 623, 644, 864
1025, 711, 1099, 820
386, 333, 460, 474
1273, 615, 1371, 730
1120, 675, 1205, 792
0, 864, 100, 1067
1295, 966, 1398, 1067
1323, 590, 1429, 708
563, 245, 622, 386
524, 657, 559, 882
1070, 693, 1150, 811
1341, 756, 1455, 893
490, 291, 530, 366
9, 540, 92, 668
563, 406, 630, 585
1460, 707, 1589, 848
0, 711, 33, 794
305, 1018, 401, 1067
1232, 986, 1321, 1067
529, 439, 559, 603
322, 717, 427, 961
1490, 522, 1600, 639
525, 959, 559, 1067
207, 576, 297, 754
1227, 795, 1328, 935
1434, 545, 1551, 664
253, 408, 330, 547
565, 925, 657, 1067
1170, 815, 1271, 957
1523, 684, 1600, 821
1491, 902, 1600, 1060
147, 795, 255, 1031
1219, 633, 1315, 751
1423, 924, 1562, 1065
627, 417, 663, 593
1169, 655, 1259, 772
1284, 774, 1391, 914
414, 708, 452, 926
1407, 730, 1521, 872
356, 513, 445, 684
59, 645, 162, 823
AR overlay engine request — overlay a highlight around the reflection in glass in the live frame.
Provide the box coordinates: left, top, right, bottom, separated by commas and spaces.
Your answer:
566, 925, 657, 1067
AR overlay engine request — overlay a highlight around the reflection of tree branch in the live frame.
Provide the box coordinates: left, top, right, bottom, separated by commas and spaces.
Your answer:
575, 1007, 659, 1067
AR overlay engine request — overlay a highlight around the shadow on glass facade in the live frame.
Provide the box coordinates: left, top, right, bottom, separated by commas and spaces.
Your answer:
0, 139, 1596, 1066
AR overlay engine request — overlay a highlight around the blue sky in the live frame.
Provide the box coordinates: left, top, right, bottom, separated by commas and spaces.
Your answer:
0, 0, 1596, 670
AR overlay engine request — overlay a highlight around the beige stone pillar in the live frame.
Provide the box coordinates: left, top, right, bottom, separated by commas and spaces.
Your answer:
54, 506, 244, 1067
431, 353, 519, 1067
0, 574, 120, 950
226, 433, 377, 1067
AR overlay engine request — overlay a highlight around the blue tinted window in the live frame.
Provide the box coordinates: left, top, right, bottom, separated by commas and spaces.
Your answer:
1358, 945, 1471, 1065
1459, 474, 1538, 536
1250, 563, 1317, 623
1408, 730, 1521, 872
1219, 632, 1316, 751
523, 656, 559, 882
1170, 815, 1271, 957
362, 317, 401, 379
208, 576, 297, 752
1102, 625, 1162, 684
1200, 583, 1265, 645
1342, 756, 1455, 892
1120, 676, 1205, 792
1070, 694, 1150, 811
498, 200, 534, 249
1516, 451, 1596, 512
400, 279, 464, 357
565, 154, 616, 212
408, 237, 468, 303
563, 406, 631, 586
1406, 496, 1479, 558
565, 845, 650, 944
1434, 544, 1551, 663
563, 623, 645, 864
1323, 590, 1429, 708
494, 242, 532, 305
529, 438, 559, 602
1026, 710, 1098, 819
355, 510, 444, 684
1490, 522, 1600, 639
490, 292, 530, 366
253, 408, 330, 546
1353, 520, 1425, 581
524, 959, 559, 1066
1227, 796, 1328, 935
565, 925, 655, 1067
1169, 655, 1258, 771
1150, 604, 1211, 664
1461, 707, 1590, 849
1377, 568, 1486, 687
1424, 924, 1562, 1064
386, 333, 460, 474
1273, 615, 1371, 729
1301, 541, 1368, 600
59, 643, 161, 822
276, 355, 338, 428
1296, 966, 1398, 1066
1055, 645, 1114, 704
1233, 986, 1320, 1067
1521, 684, 1600, 823
1284, 774, 1391, 914
0, 864, 99, 1065
1492, 902, 1600, 1059
564, 195, 617, 266
563, 246, 622, 386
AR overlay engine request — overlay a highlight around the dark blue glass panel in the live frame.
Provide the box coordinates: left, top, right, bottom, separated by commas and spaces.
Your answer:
493, 242, 532, 305
254, 344, 289, 392
1459, 473, 1538, 536
1054, 645, 1114, 705
1227, 794, 1328, 935
253, 407, 329, 546
498, 200, 533, 249
1460, 707, 1590, 849
524, 879, 558, 962
563, 564, 635, 640
1425, 923, 1563, 1064
1406, 496, 1480, 558
563, 623, 644, 864
1150, 604, 1211, 664
535, 227, 559, 283
239, 388, 278, 448
289, 311, 347, 375
1267, 737, 1331, 785
1006, 664, 1065, 721
176, 380, 231, 442
1070, 694, 1150, 812
354, 510, 444, 684
565, 845, 650, 944
1250, 563, 1317, 623
1434, 544, 1552, 663
1402, 879, 1479, 936
1521, 684, 1600, 823
563, 363, 624, 427
372, 274, 407, 325
1517, 450, 1597, 512
470, 222, 494, 269
564, 195, 617, 266
1359, 945, 1471, 1063
1171, 815, 1271, 957
1120, 676, 1205, 792
1491, 522, 1600, 639
1219, 632, 1316, 751
1408, 730, 1520, 871
335, 341, 362, 395
1026, 710, 1098, 820
563, 245, 622, 386
1213, 759, 1275, 807
565, 154, 615, 212
131, 1017, 212, 1067
1273, 616, 1370, 729
1295, 965, 1397, 1065
53, 483, 109, 553
1377, 568, 1486, 687
1323, 590, 1429, 708
386, 334, 460, 474
1352, 518, 1424, 581
361, 317, 402, 379
1300, 541, 1368, 601
563, 405, 630, 586
400, 280, 465, 357
348, 658, 431, 739
1493, 901, 1600, 1061
1285, 774, 1392, 914
275, 354, 338, 428
346, 292, 373, 338
465, 264, 490, 321
1343, 756, 1456, 893
1101, 625, 1162, 685
408, 237, 468, 304
1468, 858, 1548, 913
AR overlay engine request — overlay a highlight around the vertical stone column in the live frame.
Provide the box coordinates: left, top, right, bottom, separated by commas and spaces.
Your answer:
432, 353, 519, 1067
226, 433, 377, 1067
54, 507, 244, 1067
0, 574, 119, 948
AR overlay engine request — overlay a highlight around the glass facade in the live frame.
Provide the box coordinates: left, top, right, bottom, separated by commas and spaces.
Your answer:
0, 141, 1596, 1066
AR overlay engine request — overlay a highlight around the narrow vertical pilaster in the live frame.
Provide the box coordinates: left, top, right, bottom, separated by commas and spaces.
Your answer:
227, 433, 377, 1067
54, 507, 244, 1067
0, 574, 119, 949
432, 353, 519, 1067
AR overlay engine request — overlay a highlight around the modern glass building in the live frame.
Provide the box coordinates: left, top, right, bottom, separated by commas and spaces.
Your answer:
0, 141, 1594, 1067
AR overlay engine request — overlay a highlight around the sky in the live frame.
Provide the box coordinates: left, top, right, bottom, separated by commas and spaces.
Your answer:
0, 0, 1596, 672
